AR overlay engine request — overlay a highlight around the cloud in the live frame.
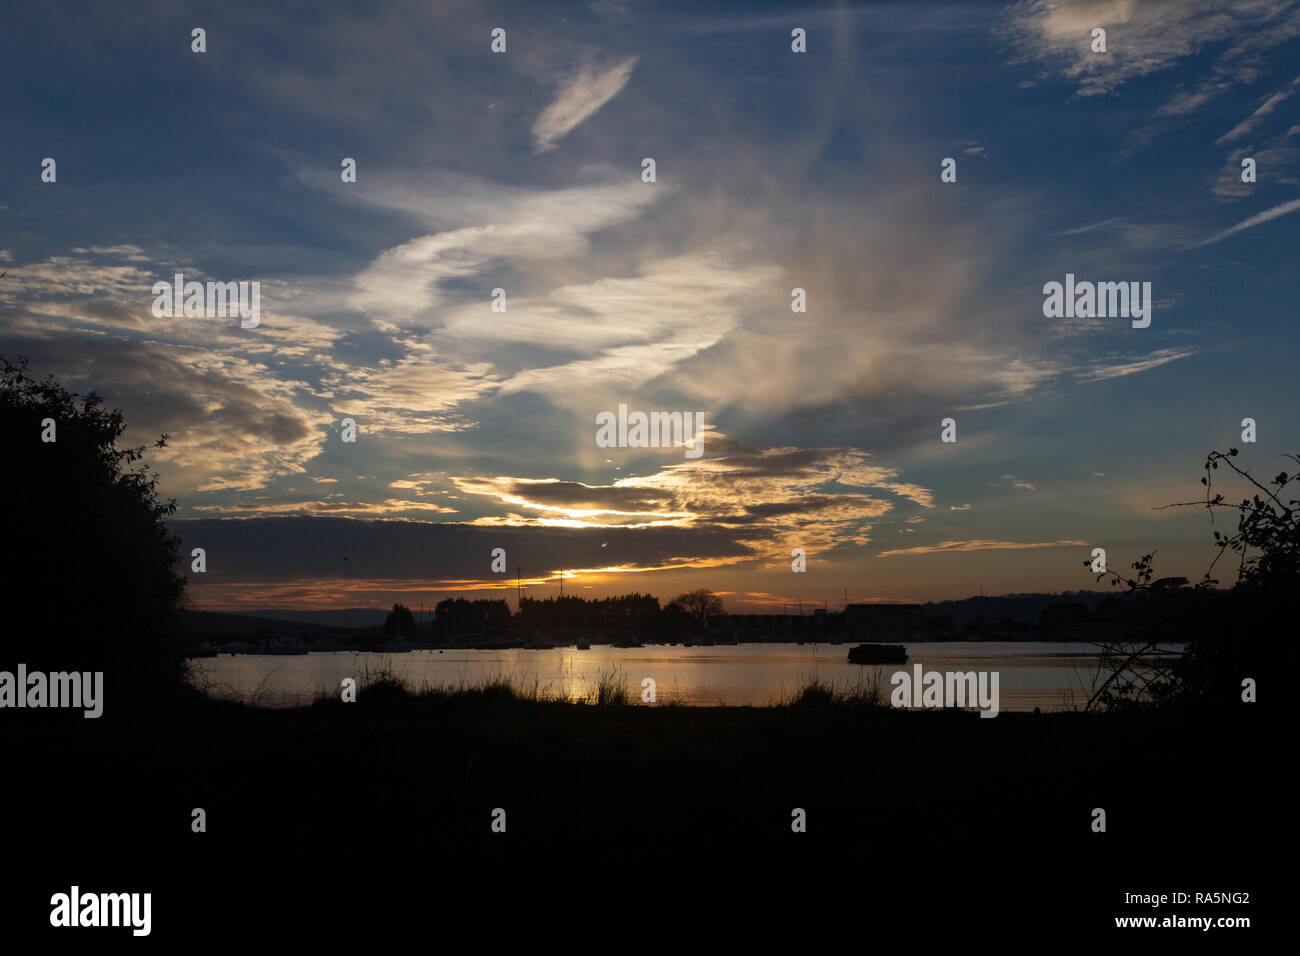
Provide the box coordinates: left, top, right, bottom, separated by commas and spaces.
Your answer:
190, 499, 459, 515
589, 0, 640, 22
1000, 0, 1300, 100
879, 539, 1087, 557
340, 170, 662, 326
533, 56, 638, 152
0, 334, 332, 494
323, 354, 497, 435
1212, 144, 1300, 198
988, 476, 1036, 492
1190, 197, 1300, 247
7, 0, 1292, 613
388, 475, 445, 494
1053, 217, 1127, 236
69, 244, 152, 262
1216, 76, 1300, 143
296, 124, 1194, 438
1209, 78, 1300, 198
172, 515, 759, 609
450, 444, 934, 560
487, 253, 782, 401
169, 441, 937, 607
1074, 347, 1198, 382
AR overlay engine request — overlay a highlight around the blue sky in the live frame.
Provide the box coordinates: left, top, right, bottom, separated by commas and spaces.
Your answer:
2, 0, 1298, 611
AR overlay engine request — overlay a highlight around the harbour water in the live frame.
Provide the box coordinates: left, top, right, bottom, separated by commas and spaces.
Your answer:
188, 641, 1184, 711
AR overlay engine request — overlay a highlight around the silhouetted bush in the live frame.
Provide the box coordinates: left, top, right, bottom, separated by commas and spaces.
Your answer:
0, 357, 186, 714
1088, 446, 1299, 710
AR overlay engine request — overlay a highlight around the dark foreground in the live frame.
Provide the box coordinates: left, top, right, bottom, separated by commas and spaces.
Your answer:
3, 687, 1275, 941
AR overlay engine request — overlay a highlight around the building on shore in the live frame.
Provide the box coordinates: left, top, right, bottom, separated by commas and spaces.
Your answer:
843, 603, 924, 641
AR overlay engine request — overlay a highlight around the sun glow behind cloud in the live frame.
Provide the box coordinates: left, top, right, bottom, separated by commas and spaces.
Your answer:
3, 0, 1296, 608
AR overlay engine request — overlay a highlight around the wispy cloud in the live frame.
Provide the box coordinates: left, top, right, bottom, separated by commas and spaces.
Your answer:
1190, 197, 1300, 247
1075, 348, 1198, 382
1216, 76, 1300, 143
989, 475, 1037, 492
533, 56, 638, 152
189, 499, 459, 516
879, 539, 1086, 558
343, 172, 660, 325
1053, 217, 1127, 237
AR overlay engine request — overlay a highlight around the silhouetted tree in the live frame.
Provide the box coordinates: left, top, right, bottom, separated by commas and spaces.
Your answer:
384, 603, 415, 637
475, 598, 512, 632
519, 593, 660, 633
434, 597, 510, 637
0, 356, 186, 713
672, 589, 724, 629
654, 600, 694, 637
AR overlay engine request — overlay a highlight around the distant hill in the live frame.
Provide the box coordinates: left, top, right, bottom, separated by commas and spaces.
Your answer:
921, 590, 1120, 626
185, 607, 390, 631
243, 608, 393, 628
180, 610, 376, 642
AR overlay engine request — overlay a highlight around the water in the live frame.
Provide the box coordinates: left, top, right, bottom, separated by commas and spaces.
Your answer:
188, 642, 1185, 711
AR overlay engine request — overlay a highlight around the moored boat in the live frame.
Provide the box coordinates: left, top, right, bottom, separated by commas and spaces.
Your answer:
847, 643, 908, 664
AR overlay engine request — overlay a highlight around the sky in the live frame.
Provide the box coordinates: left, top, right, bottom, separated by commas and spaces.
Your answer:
2, 0, 1298, 614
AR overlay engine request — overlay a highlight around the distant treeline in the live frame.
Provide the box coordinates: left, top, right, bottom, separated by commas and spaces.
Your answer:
425, 591, 707, 638
430, 598, 512, 636
519, 593, 664, 631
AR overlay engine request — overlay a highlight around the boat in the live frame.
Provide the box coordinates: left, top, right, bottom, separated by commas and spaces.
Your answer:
847, 643, 908, 664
